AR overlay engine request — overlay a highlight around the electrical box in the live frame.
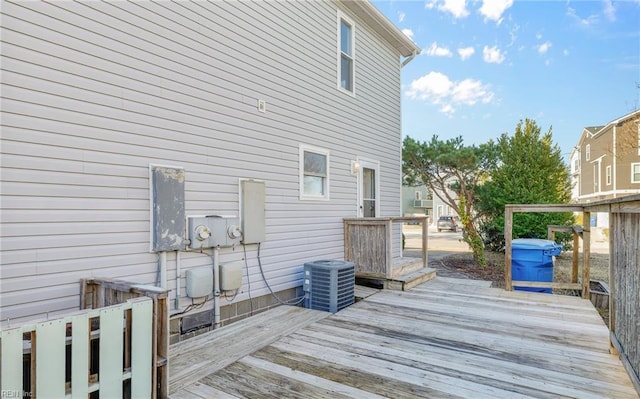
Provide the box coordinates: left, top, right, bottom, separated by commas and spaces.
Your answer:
150, 165, 186, 252
185, 267, 213, 298
188, 215, 242, 249
241, 180, 266, 244
219, 261, 243, 291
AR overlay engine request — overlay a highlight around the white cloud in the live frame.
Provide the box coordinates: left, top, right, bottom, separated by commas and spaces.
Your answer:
405, 72, 453, 102
425, 0, 437, 10
603, 0, 616, 21
563, 49, 570, 56
398, 11, 406, 23
567, 7, 599, 27
439, 0, 470, 19
458, 46, 475, 60
402, 29, 415, 41
405, 71, 494, 116
452, 78, 495, 105
478, 0, 513, 24
508, 23, 520, 47
482, 45, 506, 64
440, 104, 455, 117
535, 33, 543, 40
537, 41, 552, 55
423, 42, 453, 57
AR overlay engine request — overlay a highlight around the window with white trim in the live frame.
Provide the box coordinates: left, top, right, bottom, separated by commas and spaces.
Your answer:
299, 145, 330, 200
606, 165, 611, 185
632, 163, 640, 184
637, 123, 640, 155
337, 11, 355, 94
585, 144, 590, 161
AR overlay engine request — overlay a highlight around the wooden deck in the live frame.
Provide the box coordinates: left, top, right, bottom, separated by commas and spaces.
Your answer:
169, 277, 639, 398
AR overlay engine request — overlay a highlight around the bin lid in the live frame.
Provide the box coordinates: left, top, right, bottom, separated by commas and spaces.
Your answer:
511, 238, 560, 250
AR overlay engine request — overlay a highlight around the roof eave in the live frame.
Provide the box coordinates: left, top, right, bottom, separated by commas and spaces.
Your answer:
339, 0, 420, 58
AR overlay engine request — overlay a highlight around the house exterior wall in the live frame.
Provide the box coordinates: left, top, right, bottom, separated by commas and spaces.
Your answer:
574, 111, 640, 202
0, 1, 410, 326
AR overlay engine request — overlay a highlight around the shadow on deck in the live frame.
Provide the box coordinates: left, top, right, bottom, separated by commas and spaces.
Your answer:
169, 277, 639, 398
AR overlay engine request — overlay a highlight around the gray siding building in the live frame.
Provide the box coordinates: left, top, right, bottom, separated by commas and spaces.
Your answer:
0, 1, 418, 330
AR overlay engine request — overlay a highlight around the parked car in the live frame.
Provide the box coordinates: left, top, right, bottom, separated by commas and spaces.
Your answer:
437, 216, 461, 232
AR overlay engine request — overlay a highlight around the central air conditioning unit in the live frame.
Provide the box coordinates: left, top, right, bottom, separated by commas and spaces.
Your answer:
303, 260, 355, 313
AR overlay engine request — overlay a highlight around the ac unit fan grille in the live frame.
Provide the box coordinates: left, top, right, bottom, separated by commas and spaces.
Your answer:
304, 261, 355, 313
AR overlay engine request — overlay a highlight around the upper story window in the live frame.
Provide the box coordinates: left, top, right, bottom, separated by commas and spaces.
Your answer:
606, 165, 612, 185
573, 159, 579, 173
585, 144, 591, 161
632, 163, 640, 184
300, 144, 330, 200
415, 191, 421, 200
337, 11, 355, 95
637, 123, 640, 155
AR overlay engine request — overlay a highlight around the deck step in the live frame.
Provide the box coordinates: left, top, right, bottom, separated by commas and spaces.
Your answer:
391, 257, 425, 278
387, 267, 437, 291
355, 268, 437, 291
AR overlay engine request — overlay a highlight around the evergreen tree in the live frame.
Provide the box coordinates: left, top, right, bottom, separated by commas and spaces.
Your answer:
477, 119, 573, 250
403, 135, 497, 265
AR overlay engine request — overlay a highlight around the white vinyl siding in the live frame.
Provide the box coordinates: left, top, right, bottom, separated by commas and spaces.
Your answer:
0, 0, 405, 325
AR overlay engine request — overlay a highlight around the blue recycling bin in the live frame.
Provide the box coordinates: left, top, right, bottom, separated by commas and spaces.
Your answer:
511, 238, 562, 293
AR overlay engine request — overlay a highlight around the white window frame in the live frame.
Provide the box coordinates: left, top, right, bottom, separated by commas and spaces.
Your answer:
637, 123, 640, 156
632, 163, 640, 184
337, 10, 355, 96
606, 165, 612, 186
415, 191, 421, 201
299, 144, 330, 201
585, 144, 590, 161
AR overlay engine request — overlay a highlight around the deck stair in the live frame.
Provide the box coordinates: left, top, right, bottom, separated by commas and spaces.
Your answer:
356, 257, 436, 291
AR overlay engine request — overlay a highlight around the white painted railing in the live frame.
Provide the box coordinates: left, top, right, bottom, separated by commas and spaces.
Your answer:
0, 297, 153, 399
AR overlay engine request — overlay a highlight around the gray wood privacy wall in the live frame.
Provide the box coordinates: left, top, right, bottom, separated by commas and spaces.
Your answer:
611, 211, 640, 383
1, 1, 405, 324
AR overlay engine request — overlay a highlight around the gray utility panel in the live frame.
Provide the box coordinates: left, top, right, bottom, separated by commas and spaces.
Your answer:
150, 165, 186, 252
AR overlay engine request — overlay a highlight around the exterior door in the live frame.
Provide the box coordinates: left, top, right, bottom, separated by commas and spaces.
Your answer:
357, 160, 379, 217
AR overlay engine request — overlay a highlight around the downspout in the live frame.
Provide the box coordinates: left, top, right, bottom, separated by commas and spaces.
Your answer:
175, 250, 181, 309
159, 251, 167, 289
401, 49, 418, 68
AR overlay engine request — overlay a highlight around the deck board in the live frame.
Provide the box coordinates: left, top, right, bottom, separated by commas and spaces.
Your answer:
170, 277, 639, 398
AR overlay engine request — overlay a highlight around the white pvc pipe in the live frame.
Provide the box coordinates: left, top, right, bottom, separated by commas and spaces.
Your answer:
175, 250, 181, 309
159, 251, 167, 289
213, 247, 221, 329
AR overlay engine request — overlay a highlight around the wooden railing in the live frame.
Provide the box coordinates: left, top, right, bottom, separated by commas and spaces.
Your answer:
344, 216, 428, 279
81, 278, 170, 399
504, 204, 589, 295
0, 297, 153, 398
589, 195, 640, 393
504, 194, 640, 394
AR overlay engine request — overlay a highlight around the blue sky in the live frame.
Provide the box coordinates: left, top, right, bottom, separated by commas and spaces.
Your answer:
373, 0, 640, 160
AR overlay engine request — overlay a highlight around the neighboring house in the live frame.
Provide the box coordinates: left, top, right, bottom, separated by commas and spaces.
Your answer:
571, 110, 640, 240
401, 185, 458, 226
0, 0, 419, 336
402, 186, 432, 222
572, 110, 640, 203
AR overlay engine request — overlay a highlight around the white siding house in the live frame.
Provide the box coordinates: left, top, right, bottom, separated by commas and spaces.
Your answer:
0, 1, 418, 330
